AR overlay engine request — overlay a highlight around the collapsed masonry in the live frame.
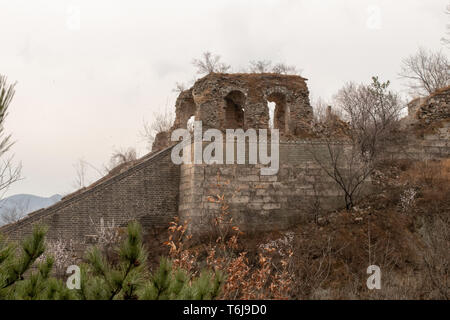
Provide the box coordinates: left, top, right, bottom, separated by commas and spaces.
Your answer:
1, 74, 449, 254
393, 85, 450, 159
151, 73, 314, 153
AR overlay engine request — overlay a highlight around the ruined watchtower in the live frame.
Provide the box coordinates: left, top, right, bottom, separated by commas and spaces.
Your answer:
170, 73, 312, 138
0, 73, 358, 247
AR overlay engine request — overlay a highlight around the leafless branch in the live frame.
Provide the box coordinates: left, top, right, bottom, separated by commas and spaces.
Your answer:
192, 51, 231, 75
249, 60, 272, 73
173, 82, 187, 93
0, 196, 29, 225
0, 74, 22, 201
272, 63, 302, 75
399, 47, 450, 97
104, 147, 137, 173
140, 110, 174, 150
334, 77, 404, 159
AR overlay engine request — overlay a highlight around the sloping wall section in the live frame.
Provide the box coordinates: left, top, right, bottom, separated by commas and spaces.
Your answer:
0, 147, 180, 247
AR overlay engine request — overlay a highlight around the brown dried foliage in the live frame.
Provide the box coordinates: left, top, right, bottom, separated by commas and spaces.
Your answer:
165, 173, 293, 300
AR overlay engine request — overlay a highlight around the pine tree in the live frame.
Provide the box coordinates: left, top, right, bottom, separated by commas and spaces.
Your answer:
0, 226, 74, 299
0, 221, 224, 300
139, 257, 224, 300
79, 221, 148, 300
80, 220, 225, 300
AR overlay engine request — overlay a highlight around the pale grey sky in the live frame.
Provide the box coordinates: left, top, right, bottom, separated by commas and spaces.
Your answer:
0, 0, 448, 197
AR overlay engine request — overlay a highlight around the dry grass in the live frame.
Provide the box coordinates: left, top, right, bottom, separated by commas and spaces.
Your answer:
149, 159, 449, 299
402, 159, 450, 206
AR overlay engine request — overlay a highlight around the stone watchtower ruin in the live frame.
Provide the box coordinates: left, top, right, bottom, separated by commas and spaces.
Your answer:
152, 73, 314, 152
2, 73, 448, 250
175, 73, 312, 133
0, 73, 354, 246
154, 73, 352, 236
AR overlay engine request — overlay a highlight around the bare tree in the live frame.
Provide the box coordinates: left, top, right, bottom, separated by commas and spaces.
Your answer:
105, 147, 137, 173
309, 77, 404, 210
335, 76, 404, 160
0, 198, 30, 225
37, 238, 77, 276
310, 96, 343, 124
89, 216, 121, 247
399, 48, 450, 97
173, 77, 198, 94
73, 159, 88, 189
72, 157, 104, 189
88, 216, 122, 260
72, 148, 137, 190
140, 110, 174, 150
249, 60, 272, 73
311, 96, 329, 123
0, 75, 21, 198
309, 140, 374, 210
272, 63, 301, 75
173, 82, 187, 93
192, 51, 231, 75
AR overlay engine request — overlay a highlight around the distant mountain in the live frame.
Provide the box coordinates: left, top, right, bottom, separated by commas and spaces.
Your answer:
0, 194, 62, 226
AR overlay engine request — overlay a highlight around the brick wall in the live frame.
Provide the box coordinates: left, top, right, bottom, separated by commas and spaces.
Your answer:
179, 141, 370, 236
0, 147, 180, 249
2, 133, 446, 250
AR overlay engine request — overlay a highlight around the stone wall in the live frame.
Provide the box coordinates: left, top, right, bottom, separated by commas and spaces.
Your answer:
2, 75, 448, 252
387, 121, 450, 160
166, 73, 313, 138
0, 147, 180, 248
179, 141, 370, 236
396, 86, 450, 160
191, 73, 312, 134
416, 86, 450, 124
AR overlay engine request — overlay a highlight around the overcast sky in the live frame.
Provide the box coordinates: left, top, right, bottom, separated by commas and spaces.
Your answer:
0, 0, 448, 197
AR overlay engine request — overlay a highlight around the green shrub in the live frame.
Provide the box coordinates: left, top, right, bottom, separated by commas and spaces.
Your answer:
0, 221, 223, 300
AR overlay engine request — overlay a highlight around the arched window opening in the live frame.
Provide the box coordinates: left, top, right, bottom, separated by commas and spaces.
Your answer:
187, 115, 195, 133
224, 90, 246, 129
267, 92, 289, 134
174, 92, 196, 132
267, 101, 275, 129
